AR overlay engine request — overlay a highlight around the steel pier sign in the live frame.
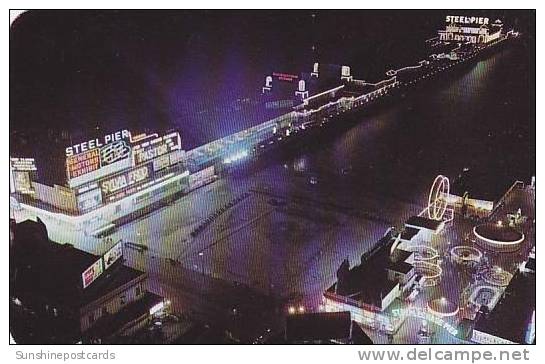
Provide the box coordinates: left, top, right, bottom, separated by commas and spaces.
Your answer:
65, 129, 131, 157
65, 130, 132, 187
446, 16, 489, 26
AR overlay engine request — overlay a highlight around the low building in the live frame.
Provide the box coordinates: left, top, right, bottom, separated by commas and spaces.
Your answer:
448, 168, 518, 218
404, 215, 445, 241
438, 15, 503, 44
10, 219, 164, 344
323, 233, 416, 333
11, 129, 196, 235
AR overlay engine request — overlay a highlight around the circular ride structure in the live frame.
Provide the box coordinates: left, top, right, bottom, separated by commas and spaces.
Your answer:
469, 285, 502, 310
450, 246, 483, 266
406, 245, 439, 262
414, 261, 443, 287
482, 266, 513, 287
427, 297, 459, 317
473, 223, 525, 252
428, 175, 450, 221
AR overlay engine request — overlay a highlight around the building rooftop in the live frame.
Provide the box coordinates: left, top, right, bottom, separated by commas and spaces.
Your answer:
83, 291, 163, 341
326, 234, 410, 310
388, 260, 413, 274
473, 269, 535, 343
13, 219, 146, 309
285, 311, 351, 342
400, 226, 420, 241
474, 223, 524, 243
450, 168, 515, 203
405, 215, 443, 232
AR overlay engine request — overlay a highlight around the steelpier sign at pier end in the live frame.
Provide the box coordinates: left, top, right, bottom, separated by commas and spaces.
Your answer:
445, 15, 489, 25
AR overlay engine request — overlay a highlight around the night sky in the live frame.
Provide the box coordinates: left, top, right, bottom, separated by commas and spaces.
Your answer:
10, 10, 534, 184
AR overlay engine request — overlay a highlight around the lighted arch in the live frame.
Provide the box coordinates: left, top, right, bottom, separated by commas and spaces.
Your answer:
428, 175, 450, 220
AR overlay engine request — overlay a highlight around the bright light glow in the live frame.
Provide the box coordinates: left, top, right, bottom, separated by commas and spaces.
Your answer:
224, 150, 249, 164
392, 307, 458, 336
288, 306, 296, 315
428, 175, 450, 220
149, 301, 165, 315
473, 226, 525, 246
298, 305, 305, 313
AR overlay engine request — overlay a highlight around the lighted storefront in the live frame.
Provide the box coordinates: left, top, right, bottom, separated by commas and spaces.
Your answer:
12, 129, 196, 233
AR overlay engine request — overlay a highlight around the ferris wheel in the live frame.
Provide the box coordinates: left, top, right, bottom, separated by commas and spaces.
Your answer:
428, 175, 450, 220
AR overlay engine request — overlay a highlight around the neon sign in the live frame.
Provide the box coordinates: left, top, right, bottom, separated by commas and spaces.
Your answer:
100, 164, 151, 197
66, 149, 101, 179
133, 132, 182, 165
445, 16, 489, 25
272, 72, 299, 82
65, 129, 131, 157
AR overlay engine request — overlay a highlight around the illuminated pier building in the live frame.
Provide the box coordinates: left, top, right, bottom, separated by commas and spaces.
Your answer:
438, 16, 503, 44
10, 15, 516, 236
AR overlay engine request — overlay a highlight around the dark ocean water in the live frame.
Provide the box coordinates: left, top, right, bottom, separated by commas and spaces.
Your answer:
10, 10, 534, 186
285, 41, 535, 204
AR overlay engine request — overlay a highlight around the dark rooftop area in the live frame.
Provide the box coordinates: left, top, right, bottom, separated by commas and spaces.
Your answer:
388, 260, 413, 274
405, 215, 443, 231
326, 235, 410, 309
285, 311, 351, 342
13, 219, 146, 308
84, 291, 162, 341
451, 168, 515, 203
400, 226, 420, 241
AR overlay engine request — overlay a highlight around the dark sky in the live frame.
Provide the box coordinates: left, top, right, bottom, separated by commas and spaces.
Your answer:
9, 10, 534, 184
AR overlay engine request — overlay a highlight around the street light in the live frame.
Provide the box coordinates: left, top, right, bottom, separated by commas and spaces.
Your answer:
198, 251, 205, 286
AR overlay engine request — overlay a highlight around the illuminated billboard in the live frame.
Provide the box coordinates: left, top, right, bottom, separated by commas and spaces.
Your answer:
76, 187, 102, 212
100, 140, 131, 166
65, 129, 131, 157
133, 132, 182, 166
10, 158, 37, 194
272, 72, 299, 82
82, 258, 104, 289
99, 164, 152, 201
103, 241, 123, 270
10, 157, 37, 171
66, 148, 101, 179
65, 130, 133, 188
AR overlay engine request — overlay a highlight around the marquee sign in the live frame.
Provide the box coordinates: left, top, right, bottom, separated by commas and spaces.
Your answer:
10, 158, 37, 194
132, 132, 181, 166
99, 164, 152, 199
10, 158, 37, 171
